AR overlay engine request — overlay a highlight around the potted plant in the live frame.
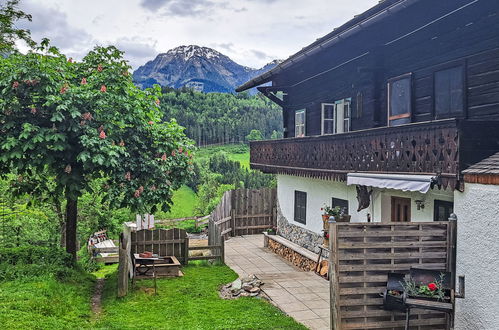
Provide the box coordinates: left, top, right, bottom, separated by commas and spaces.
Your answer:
266, 226, 277, 235
401, 273, 450, 302
322, 204, 350, 224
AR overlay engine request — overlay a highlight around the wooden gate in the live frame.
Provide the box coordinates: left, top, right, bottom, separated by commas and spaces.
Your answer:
130, 228, 189, 265
209, 188, 276, 243
329, 222, 456, 329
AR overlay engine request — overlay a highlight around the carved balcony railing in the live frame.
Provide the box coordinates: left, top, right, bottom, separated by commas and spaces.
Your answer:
250, 119, 499, 190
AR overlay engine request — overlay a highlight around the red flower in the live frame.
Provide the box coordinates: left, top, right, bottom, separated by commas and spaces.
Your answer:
428, 283, 437, 291
12, 81, 19, 89
138, 186, 144, 193
82, 112, 93, 121
179, 147, 183, 153
150, 185, 157, 191
30, 107, 37, 114
100, 85, 107, 93
171, 150, 176, 157
123, 71, 129, 76
119, 140, 125, 147
326, 233, 330, 239
81, 77, 87, 85
60, 85, 68, 94
99, 130, 107, 139
134, 190, 141, 198
148, 121, 154, 125
68, 57, 73, 63
161, 153, 167, 161
155, 99, 160, 106
124, 172, 131, 181
97, 64, 103, 72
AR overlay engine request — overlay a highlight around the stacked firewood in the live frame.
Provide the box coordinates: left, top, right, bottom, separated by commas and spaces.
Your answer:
268, 240, 317, 272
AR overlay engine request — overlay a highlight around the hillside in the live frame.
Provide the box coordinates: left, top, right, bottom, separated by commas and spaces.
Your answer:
133, 45, 281, 93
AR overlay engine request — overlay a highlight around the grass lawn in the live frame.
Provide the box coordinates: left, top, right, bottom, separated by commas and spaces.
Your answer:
196, 144, 250, 169
156, 185, 199, 219
96, 264, 306, 330
0, 274, 94, 329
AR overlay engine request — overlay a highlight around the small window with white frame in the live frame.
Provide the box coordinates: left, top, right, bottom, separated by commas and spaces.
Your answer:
321, 99, 351, 135
295, 109, 306, 137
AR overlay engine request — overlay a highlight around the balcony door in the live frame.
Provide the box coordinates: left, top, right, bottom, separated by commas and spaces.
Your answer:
391, 197, 411, 222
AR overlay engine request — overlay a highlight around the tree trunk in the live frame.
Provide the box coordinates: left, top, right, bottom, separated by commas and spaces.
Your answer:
65, 197, 78, 261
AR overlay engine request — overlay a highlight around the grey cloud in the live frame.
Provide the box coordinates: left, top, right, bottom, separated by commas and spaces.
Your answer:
111, 37, 158, 69
211, 42, 234, 52
250, 49, 270, 60
139, 0, 170, 11
18, 1, 92, 51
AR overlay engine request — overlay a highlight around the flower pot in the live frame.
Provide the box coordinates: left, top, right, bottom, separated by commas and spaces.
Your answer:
336, 215, 351, 223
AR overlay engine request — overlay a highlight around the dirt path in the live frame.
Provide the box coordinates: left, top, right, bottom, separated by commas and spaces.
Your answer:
91, 278, 104, 317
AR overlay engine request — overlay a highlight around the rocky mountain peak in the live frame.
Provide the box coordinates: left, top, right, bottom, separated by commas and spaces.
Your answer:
133, 45, 281, 93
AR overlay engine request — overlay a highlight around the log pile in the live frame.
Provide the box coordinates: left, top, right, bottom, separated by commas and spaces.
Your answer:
268, 239, 317, 272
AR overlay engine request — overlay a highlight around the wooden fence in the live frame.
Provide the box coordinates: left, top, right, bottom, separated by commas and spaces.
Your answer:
328, 221, 456, 330
118, 225, 225, 297
155, 215, 210, 229
209, 188, 276, 244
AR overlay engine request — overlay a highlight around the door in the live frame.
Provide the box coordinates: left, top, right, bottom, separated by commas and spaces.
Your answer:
391, 197, 411, 222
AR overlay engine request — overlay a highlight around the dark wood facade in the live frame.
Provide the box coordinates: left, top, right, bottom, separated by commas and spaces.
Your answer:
242, 0, 499, 187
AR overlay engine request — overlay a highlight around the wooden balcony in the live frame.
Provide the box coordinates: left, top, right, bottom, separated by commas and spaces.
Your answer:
250, 119, 499, 190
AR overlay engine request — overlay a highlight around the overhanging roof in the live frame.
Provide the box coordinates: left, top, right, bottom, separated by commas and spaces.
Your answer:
236, 0, 420, 92
347, 173, 436, 193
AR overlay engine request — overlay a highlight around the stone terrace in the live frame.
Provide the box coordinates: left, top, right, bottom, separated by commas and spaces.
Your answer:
225, 235, 330, 330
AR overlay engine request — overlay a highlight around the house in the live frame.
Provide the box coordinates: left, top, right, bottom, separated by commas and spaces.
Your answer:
237, 0, 499, 249
237, 1, 499, 327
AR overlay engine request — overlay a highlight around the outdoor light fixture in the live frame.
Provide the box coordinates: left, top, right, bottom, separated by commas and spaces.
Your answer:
415, 200, 425, 210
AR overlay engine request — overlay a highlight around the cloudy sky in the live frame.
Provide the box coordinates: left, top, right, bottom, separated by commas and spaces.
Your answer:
16, 0, 379, 69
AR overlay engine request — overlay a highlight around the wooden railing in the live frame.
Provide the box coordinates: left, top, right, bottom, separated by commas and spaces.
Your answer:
250, 119, 461, 190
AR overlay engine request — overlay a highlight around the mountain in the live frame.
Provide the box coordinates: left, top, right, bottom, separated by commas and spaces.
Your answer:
133, 45, 281, 93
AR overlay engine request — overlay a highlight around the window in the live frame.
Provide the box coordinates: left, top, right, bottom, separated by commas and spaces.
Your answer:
332, 198, 349, 215
321, 103, 335, 135
388, 74, 412, 126
295, 109, 306, 137
294, 191, 307, 224
434, 200, 453, 221
435, 66, 464, 117
321, 99, 351, 135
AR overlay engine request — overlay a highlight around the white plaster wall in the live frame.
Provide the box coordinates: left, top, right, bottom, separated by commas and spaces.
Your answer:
454, 183, 499, 330
277, 175, 370, 234
277, 174, 454, 234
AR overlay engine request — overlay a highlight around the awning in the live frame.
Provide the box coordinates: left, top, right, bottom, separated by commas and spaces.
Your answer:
347, 173, 436, 193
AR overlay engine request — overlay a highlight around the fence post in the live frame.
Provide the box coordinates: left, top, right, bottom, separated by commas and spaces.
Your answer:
118, 233, 128, 297
219, 235, 225, 264
230, 209, 236, 237
184, 236, 189, 266
329, 218, 340, 330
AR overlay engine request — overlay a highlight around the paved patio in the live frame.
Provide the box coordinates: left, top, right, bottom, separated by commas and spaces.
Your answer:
225, 235, 330, 330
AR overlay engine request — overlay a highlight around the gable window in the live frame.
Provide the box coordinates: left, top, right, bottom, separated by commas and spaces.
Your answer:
434, 200, 453, 221
294, 191, 307, 224
295, 109, 306, 137
388, 74, 412, 126
435, 66, 464, 118
332, 198, 349, 215
321, 99, 351, 135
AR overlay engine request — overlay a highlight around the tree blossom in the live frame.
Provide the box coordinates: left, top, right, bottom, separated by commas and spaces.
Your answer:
99, 130, 106, 139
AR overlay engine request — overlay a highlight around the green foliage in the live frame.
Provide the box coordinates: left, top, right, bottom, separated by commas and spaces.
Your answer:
0, 0, 36, 53
246, 129, 263, 141
154, 185, 199, 219
195, 173, 235, 215
271, 129, 283, 139
0, 245, 78, 281
96, 265, 306, 329
159, 88, 282, 145
0, 43, 193, 209
0, 273, 94, 328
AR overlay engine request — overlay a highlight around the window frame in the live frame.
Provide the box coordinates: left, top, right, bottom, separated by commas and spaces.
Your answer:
321, 99, 351, 135
321, 103, 335, 135
433, 200, 454, 222
295, 109, 306, 137
433, 65, 466, 119
387, 73, 413, 127
294, 190, 307, 224
332, 197, 349, 215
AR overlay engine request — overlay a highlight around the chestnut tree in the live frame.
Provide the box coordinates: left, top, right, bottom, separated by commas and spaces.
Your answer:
0, 43, 194, 260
